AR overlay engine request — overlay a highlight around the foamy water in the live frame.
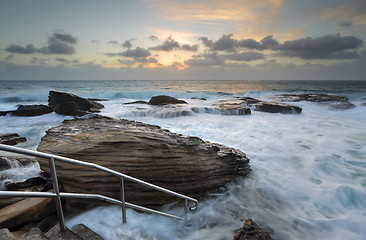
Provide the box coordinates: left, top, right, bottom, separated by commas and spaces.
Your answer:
1, 80, 365, 239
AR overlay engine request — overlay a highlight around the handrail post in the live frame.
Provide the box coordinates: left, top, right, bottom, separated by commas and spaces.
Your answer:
184, 199, 188, 222
121, 177, 127, 224
48, 157, 66, 232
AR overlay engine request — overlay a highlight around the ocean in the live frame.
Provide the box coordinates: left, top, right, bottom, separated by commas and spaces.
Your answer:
1, 80, 366, 240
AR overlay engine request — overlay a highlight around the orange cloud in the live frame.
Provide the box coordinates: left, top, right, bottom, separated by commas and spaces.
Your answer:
321, 1, 366, 27
144, 0, 287, 33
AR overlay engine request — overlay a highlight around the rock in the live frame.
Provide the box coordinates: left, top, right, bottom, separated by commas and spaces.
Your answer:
45, 224, 82, 240
0, 134, 27, 146
0, 228, 16, 240
191, 97, 207, 101
5, 177, 48, 191
48, 91, 104, 116
71, 224, 104, 240
87, 98, 108, 102
0, 105, 52, 117
275, 93, 355, 110
362, 102, 366, 107
0, 157, 36, 171
233, 219, 274, 240
0, 196, 56, 229
123, 100, 148, 105
213, 97, 300, 115
213, 100, 251, 115
37, 117, 251, 209
22, 227, 48, 240
276, 93, 350, 102
148, 95, 188, 105
255, 102, 302, 114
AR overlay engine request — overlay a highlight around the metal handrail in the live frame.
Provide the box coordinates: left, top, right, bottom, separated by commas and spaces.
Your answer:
0, 143, 198, 231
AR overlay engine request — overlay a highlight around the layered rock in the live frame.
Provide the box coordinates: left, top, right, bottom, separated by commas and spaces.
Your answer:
0, 105, 52, 117
233, 219, 275, 240
37, 116, 251, 208
48, 91, 104, 116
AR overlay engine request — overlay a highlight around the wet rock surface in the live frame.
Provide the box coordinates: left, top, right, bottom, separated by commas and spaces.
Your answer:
148, 95, 188, 105
0, 105, 52, 117
233, 219, 275, 240
48, 91, 104, 116
275, 93, 355, 110
213, 97, 301, 114
37, 116, 251, 209
0, 134, 27, 146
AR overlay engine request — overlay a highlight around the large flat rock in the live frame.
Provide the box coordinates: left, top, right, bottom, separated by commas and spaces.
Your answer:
37, 117, 251, 208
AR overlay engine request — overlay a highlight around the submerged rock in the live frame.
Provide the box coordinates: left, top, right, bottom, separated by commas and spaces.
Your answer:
148, 95, 188, 105
0, 105, 52, 117
213, 97, 301, 115
233, 219, 275, 240
275, 93, 355, 110
48, 90, 104, 116
0, 134, 26, 146
255, 102, 302, 114
213, 100, 251, 115
37, 116, 251, 208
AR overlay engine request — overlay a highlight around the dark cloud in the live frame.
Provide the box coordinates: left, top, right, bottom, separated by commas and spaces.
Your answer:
5, 31, 77, 55
122, 47, 151, 58
106, 47, 151, 58
200, 34, 279, 52
199, 34, 237, 52
337, 20, 354, 28
5, 44, 36, 54
184, 53, 224, 66
278, 34, 364, 59
52, 32, 78, 44
181, 44, 199, 51
148, 35, 159, 41
122, 40, 133, 49
150, 35, 180, 51
55, 58, 69, 63
108, 40, 119, 45
226, 51, 265, 61
200, 33, 364, 60
37, 31, 78, 55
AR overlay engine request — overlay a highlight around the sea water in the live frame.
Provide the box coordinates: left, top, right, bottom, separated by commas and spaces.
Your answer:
0, 80, 366, 240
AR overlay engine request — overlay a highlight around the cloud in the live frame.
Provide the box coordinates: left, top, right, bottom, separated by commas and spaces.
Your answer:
108, 40, 119, 45
150, 35, 180, 51
200, 34, 237, 52
149, 35, 199, 52
278, 34, 364, 59
5, 44, 36, 54
52, 32, 78, 44
181, 44, 199, 51
200, 34, 280, 52
148, 35, 159, 41
5, 31, 78, 55
106, 47, 151, 58
226, 51, 265, 61
200, 33, 364, 60
122, 40, 133, 49
90, 40, 99, 43
337, 20, 354, 28
55, 58, 69, 63
37, 31, 78, 55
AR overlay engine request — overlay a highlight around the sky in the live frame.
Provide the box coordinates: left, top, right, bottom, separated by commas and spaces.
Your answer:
0, 0, 365, 80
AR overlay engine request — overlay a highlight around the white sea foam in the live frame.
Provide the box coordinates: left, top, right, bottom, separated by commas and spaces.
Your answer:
1, 80, 366, 239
